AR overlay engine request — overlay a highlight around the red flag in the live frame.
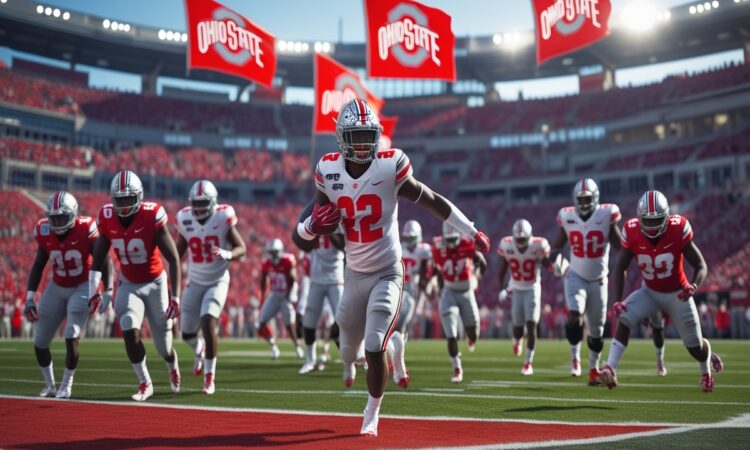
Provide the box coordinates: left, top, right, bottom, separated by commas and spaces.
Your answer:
185, 0, 276, 87
379, 115, 398, 149
531, 0, 612, 66
364, 0, 456, 81
313, 53, 383, 134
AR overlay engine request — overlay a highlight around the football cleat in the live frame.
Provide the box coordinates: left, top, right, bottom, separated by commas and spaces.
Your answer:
271, 345, 280, 360
343, 363, 356, 388
203, 373, 215, 395
468, 339, 476, 353
132, 383, 153, 402
315, 361, 325, 372
451, 367, 463, 383
570, 358, 582, 377
599, 365, 618, 390
521, 363, 534, 376
299, 362, 316, 374
193, 337, 205, 376
710, 353, 724, 373
169, 367, 181, 393
390, 332, 409, 388
588, 368, 602, 386
700, 373, 714, 393
657, 361, 667, 377
295, 345, 304, 359
39, 385, 57, 398
55, 387, 71, 399
360, 408, 379, 437
513, 341, 522, 357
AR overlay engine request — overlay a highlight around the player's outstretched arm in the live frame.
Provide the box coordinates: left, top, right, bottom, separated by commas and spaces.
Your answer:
398, 177, 490, 253
26, 247, 49, 294
612, 248, 634, 304
175, 234, 187, 260
225, 225, 247, 260
548, 228, 568, 262
609, 223, 623, 251
90, 235, 111, 273
156, 226, 181, 299
683, 241, 708, 289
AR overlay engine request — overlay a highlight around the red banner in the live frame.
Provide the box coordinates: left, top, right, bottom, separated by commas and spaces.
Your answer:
531, 0, 612, 66
379, 115, 398, 149
185, 0, 276, 87
364, 0, 456, 81
313, 53, 383, 134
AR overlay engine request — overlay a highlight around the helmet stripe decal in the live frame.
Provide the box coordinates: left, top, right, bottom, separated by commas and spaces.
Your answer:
197, 180, 203, 196
355, 98, 367, 125
53, 192, 61, 210
119, 170, 126, 192
581, 178, 587, 193
648, 191, 655, 215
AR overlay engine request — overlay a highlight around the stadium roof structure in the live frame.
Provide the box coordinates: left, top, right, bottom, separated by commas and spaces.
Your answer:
1, 0, 749, 88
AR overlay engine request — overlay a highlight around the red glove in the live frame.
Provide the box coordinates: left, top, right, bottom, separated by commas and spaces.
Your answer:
307, 203, 341, 236
677, 282, 696, 301
88, 293, 102, 315
166, 296, 181, 319
613, 301, 628, 317
474, 231, 490, 254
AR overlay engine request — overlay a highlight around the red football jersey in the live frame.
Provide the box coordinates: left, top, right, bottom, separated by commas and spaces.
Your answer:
262, 252, 296, 292
621, 215, 694, 293
431, 236, 475, 290
34, 216, 98, 287
97, 202, 168, 283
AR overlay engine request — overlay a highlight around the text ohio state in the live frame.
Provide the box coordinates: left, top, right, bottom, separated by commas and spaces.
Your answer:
196, 19, 265, 67
540, 0, 603, 40
377, 18, 441, 66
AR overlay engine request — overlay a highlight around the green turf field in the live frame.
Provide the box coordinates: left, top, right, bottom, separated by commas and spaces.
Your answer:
1, 338, 748, 447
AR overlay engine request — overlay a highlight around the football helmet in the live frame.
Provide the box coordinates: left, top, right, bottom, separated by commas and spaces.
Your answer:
46, 191, 78, 235
512, 219, 532, 250
402, 220, 422, 251
573, 178, 599, 217
266, 238, 284, 264
189, 180, 218, 220
335, 98, 382, 164
442, 222, 461, 249
110, 170, 143, 217
637, 190, 669, 239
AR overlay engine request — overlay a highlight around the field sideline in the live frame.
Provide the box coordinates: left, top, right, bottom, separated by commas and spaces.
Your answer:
1, 338, 748, 448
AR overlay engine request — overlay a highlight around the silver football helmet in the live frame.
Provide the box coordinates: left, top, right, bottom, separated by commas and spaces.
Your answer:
110, 170, 143, 218
189, 179, 218, 220
512, 219, 532, 250
46, 191, 78, 235
402, 220, 422, 251
442, 222, 460, 249
573, 178, 599, 217
637, 190, 670, 239
335, 98, 382, 164
266, 238, 284, 264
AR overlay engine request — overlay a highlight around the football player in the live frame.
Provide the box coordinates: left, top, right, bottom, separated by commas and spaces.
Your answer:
295, 251, 310, 341
497, 219, 559, 375
258, 238, 302, 359
24, 191, 112, 398
549, 178, 621, 385
89, 170, 182, 401
399, 220, 431, 339
600, 190, 724, 392
292, 98, 490, 436
299, 231, 345, 374
175, 180, 246, 395
427, 223, 487, 383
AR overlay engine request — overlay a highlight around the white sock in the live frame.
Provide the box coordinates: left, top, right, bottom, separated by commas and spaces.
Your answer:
306, 344, 316, 364
60, 368, 75, 390
204, 357, 217, 375
365, 394, 383, 413
132, 357, 152, 384
525, 348, 535, 364
589, 351, 601, 371
356, 344, 366, 361
269, 338, 276, 347
656, 346, 665, 363
699, 340, 711, 375
167, 350, 179, 372
606, 340, 627, 370
570, 343, 581, 361
451, 354, 462, 370
40, 362, 55, 388
386, 339, 395, 357
322, 342, 330, 354
514, 338, 522, 347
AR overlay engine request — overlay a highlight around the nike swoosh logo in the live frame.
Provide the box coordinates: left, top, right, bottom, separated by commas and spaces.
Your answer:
372, 180, 384, 186
70, 241, 79, 245
135, 228, 144, 233
663, 243, 674, 249
212, 225, 221, 229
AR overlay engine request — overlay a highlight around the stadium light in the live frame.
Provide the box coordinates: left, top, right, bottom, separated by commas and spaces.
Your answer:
492, 33, 503, 45
322, 42, 331, 53
52, 8, 59, 17
44, 6, 51, 15
63, 11, 70, 20
0, 0, 7, 4
620, 1, 658, 33
36, 5, 43, 13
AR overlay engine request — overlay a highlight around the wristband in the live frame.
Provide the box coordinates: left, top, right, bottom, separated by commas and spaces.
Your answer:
445, 205, 478, 238
297, 221, 316, 241
171, 295, 180, 303
26, 291, 35, 303
88, 270, 102, 297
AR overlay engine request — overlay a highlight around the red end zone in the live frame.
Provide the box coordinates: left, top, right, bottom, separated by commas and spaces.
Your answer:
0, 397, 670, 449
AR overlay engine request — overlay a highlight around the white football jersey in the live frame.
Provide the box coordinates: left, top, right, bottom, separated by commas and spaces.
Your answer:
497, 236, 550, 291
315, 149, 413, 273
176, 204, 237, 285
310, 234, 344, 285
556, 203, 621, 281
402, 242, 431, 295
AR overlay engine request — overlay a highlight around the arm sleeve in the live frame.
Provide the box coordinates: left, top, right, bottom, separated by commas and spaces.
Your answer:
154, 206, 167, 229
680, 218, 694, 246
609, 204, 622, 224
395, 150, 413, 189
87, 219, 99, 240
314, 162, 326, 192
621, 222, 633, 250
225, 206, 238, 226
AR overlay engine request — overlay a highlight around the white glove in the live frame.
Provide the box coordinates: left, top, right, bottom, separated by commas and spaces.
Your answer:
498, 288, 509, 303
552, 253, 569, 278
99, 288, 113, 314
212, 246, 233, 261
